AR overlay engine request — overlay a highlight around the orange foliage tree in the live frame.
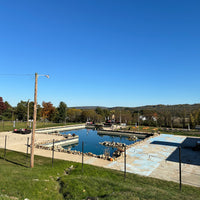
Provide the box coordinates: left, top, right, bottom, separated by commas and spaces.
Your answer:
41, 101, 56, 121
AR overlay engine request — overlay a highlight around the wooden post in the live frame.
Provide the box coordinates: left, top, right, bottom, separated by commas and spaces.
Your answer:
30, 73, 38, 168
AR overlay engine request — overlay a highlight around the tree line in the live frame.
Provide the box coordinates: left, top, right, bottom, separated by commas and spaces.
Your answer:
1, 97, 200, 128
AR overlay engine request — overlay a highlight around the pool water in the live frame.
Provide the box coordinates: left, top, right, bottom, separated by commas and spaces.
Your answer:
61, 129, 141, 156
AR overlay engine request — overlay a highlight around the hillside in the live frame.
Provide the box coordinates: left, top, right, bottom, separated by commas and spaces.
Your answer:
72, 104, 200, 113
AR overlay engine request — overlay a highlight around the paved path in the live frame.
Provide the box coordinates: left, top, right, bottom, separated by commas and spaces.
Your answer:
0, 131, 199, 187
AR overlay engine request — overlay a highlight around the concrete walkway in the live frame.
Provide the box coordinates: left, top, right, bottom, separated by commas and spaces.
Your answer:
35, 124, 85, 134
0, 131, 199, 187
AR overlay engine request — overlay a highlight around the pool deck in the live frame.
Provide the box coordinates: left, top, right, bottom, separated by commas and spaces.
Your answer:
85, 134, 200, 187
0, 131, 199, 187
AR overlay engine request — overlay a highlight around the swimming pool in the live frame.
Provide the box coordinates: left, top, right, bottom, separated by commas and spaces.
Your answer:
61, 129, 141, 156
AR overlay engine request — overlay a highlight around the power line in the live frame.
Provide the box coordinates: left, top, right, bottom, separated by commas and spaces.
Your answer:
0, 74, 33, 76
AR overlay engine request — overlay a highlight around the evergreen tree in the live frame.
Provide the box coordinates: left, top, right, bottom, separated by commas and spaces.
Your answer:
58, 101, 67, 123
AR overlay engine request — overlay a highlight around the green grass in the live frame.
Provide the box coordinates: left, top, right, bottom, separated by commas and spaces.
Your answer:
0, 121, 81, 132
160, 130, 200, 137
0, 149, 200, 200
127, 125, 200, 137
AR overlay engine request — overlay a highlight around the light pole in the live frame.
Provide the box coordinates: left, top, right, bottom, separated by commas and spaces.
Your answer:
30, 73, 49, 168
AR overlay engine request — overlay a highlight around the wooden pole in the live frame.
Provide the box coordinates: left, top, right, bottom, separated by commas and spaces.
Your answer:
30, 73, 38, 168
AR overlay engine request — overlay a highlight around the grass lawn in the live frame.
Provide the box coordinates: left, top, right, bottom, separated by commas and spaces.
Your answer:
0, 149, 200, 200
0, 121, 81, 132
160, 130, 200, 137
128, 125, 200, 137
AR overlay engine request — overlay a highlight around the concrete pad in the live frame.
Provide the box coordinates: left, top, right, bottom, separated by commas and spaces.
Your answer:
106, 134, 200, 187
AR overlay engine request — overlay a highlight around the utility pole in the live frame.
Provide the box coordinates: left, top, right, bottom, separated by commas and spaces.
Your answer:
30, 73, 38, 168
30, 73, 49, 168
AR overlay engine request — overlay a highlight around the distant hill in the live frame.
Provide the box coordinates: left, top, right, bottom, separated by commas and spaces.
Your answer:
70, 106, 109, 110
112, 104, 200, 113
70, 103, 200, 113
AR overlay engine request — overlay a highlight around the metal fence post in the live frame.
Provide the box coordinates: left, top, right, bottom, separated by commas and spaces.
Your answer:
179, 146, 182, 191
82, 141, 84, 173
52, 139, 55, 168
4, 135, 7, 160
26, 137, 29, 166
124, 146, 126, 181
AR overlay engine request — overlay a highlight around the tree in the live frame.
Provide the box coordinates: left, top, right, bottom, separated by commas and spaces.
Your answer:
194, 109, 200, 125
189, 113, 195, 129
103, 109, 110, 120
0, 97, 7, 115
41, 101, 56, 121
67, 108, 82, 122
95, 107, 103, 116
95, 107, 111, 121
27, 101, 42, 120
0, 99, 13, 120
81, 109, 102, 123
57, 101, 67, 122
114, 110, 133, 124
16, 101, 27, 121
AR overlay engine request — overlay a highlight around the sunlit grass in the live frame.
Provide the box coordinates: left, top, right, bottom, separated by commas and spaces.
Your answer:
0, 149, 199, 200
0, 121, 81, 132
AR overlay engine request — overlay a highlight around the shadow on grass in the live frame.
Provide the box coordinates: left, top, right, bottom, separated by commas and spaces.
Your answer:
1, 157, 29, 168
0, 149, 29, 168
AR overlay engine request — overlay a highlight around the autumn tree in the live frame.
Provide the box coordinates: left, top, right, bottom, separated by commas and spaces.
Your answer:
81, 109, 102, 123
114, 110, 133, 124
67, 108, 82, 122
103, 109, 110, 120
95, 107, 111, 121
0, 98, 13, 120
0, 97, 7, 115
41, 101, 56, 121
1, 101, 13, 120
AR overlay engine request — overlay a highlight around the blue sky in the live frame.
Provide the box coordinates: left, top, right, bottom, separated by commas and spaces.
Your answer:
0, 0, 200, 107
